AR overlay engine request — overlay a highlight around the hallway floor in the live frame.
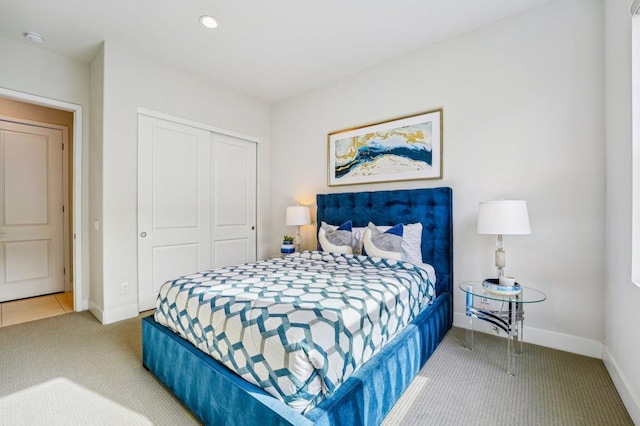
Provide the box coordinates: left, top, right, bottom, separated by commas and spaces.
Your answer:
0, 292, 73, 327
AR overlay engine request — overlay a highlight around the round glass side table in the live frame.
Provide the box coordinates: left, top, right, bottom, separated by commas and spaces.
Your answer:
458, 281, 546, 376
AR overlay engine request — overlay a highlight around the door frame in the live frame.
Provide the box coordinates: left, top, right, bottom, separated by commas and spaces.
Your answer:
0, 88, 84, 311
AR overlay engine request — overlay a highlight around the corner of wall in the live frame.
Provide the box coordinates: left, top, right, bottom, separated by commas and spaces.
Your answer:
88, 300, 104, 323
602, 345, 640, 424
88, 41, 105, 314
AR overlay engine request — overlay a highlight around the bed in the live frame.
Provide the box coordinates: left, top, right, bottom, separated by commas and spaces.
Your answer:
142, 186, 453, 425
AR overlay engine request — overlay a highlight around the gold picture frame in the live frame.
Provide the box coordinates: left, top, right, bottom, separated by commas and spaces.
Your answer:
327, 109, 443, 186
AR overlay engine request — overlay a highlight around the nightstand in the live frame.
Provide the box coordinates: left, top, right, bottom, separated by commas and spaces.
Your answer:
458, 281, 546, 376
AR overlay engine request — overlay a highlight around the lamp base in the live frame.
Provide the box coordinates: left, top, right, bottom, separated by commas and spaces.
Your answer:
495, 235, 505, 276
294, 227, 302, 252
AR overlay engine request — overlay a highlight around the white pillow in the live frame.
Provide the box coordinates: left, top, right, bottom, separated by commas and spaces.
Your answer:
399, 223, 423, 264
318, 221, 353, 254
354, 222, 423, 264
362, 223, 403, 260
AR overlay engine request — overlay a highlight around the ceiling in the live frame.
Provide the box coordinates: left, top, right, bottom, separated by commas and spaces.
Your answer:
0, 0, 549, 103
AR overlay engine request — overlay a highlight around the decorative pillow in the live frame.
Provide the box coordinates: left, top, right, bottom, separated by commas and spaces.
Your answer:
398, 222, 423, 264
354, 223, 423, 264
318, 221, 353, 254
362, 222, 403, 260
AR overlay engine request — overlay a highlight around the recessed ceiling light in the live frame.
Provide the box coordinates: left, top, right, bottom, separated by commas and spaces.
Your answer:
200, 15, 218, 29
24, 32, 44, 44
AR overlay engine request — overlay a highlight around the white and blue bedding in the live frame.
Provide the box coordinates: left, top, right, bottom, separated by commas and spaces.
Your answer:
154, 251, 436, 413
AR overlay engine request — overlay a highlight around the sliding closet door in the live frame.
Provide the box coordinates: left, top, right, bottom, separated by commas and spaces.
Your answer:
137, 116, 211, 311
211, 134, 257, 267
138, 113, 258, 311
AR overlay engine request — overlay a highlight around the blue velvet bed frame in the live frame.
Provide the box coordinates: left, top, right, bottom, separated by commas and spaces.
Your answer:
142, 187, 453, 425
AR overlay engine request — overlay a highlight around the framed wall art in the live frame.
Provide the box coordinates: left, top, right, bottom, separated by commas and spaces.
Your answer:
327, 109, 443, 186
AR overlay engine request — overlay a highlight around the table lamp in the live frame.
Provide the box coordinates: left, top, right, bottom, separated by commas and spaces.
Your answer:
286, 205, 311, 252
477, 200, 530, 277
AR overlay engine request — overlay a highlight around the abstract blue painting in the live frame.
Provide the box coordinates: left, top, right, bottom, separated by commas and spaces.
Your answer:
328, 109, 442, 186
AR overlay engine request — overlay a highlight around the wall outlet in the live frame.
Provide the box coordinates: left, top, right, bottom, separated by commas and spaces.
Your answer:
121, 282, 129, 294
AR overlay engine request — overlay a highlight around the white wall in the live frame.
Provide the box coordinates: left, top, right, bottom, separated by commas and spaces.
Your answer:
271, 0, 605, 356
603, 0, 640, 422
0, 36, 91, 308
94, 42, 271, 323
0, 37, 89, 104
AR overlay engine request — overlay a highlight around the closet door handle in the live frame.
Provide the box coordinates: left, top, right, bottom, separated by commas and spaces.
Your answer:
250, 226, 255, 230
140, 232, 147, 238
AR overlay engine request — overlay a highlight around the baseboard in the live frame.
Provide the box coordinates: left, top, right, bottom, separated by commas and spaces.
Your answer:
102, 303, 139, 325
88, 301, 138, 324
602, 346, 640, 424
88, 300, 104, 323
453, 312, 603, 358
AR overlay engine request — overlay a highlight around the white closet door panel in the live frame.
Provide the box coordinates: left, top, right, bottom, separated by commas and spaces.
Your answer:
152, 244, 199, 294
153, 128, 199, 229
211, 134, 257, 268
0, 121, 64, 302
138, 115, 211, 311
215, 141, 248, 227
213, 240, 248, 268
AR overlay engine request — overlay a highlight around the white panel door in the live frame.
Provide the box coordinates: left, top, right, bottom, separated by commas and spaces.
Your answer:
137, 116, 211, 311
211, 134, 257, 268
0, 121, 64, 302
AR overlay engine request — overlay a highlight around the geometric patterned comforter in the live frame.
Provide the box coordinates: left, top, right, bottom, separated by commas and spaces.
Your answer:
154, 251, 436, 413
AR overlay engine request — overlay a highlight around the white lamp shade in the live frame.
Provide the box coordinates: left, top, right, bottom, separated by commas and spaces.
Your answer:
477, 200, 531, 235
286, 205, 311, 226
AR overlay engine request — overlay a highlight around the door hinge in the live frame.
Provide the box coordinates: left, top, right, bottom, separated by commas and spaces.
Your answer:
62, 143, 64, 150
63, 267, 66, 275
62, 205, 65, 213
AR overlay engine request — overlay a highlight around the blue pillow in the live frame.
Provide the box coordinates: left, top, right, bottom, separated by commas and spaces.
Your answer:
318, 221, 353, 254
362, 222, 403, 260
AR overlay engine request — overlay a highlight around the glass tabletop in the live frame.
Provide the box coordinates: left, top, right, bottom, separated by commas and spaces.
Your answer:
458, 281, 547, 303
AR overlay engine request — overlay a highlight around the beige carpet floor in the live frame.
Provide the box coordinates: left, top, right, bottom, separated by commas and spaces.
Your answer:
0, 377, 153, 425
0, 311, 199, 425
383, 327, 634, 425
0, 311, 633, 425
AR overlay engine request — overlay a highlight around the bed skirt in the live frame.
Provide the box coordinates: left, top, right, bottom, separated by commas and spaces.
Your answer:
142, 291, 452, 426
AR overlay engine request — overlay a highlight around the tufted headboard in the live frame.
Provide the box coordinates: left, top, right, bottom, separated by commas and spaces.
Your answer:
316, 187, 453, 297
